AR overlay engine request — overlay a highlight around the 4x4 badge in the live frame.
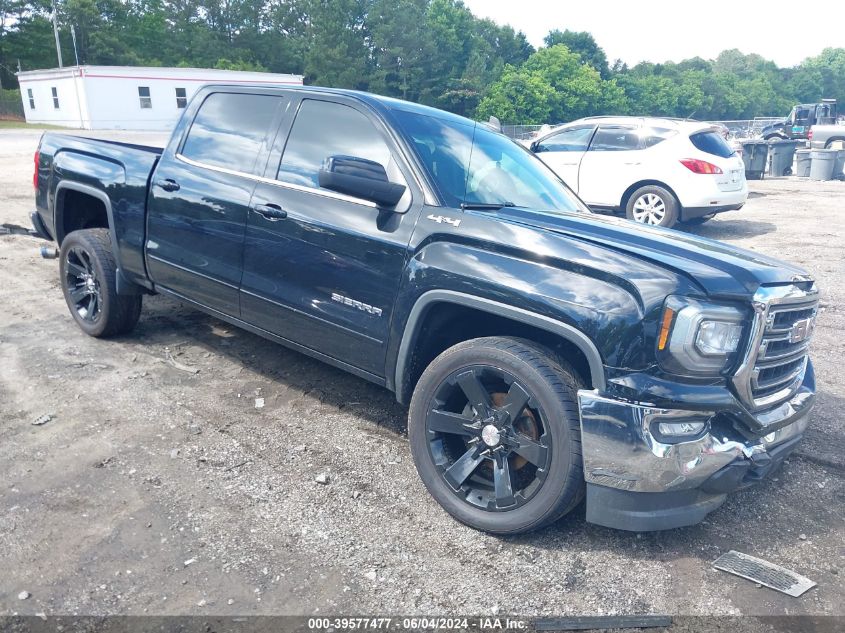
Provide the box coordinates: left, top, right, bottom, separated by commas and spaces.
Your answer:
427, 214, 461, 227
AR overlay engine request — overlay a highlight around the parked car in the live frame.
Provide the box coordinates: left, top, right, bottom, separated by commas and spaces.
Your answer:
31, 86, 817, 535
528, 116, 748, 228
809, 121, 845, 149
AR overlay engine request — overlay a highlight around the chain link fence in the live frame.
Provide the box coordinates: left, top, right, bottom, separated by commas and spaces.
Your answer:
706, 118, 783, 141
0, 89, 25, 121
501, 124, 545, 141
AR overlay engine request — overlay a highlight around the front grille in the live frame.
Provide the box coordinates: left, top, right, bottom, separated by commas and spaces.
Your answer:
750, 298, 818, 406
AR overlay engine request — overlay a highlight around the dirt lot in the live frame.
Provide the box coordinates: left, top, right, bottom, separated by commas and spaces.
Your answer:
1, 129, 844, 620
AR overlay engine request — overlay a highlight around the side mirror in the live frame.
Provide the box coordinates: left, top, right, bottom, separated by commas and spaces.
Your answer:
318, 155, 406, 208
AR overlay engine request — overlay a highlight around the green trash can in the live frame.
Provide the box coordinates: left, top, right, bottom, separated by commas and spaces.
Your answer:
768, 139, 801, 176
809, 149, 837, 180
795, 150, 812, 177
741, 141, 768, 180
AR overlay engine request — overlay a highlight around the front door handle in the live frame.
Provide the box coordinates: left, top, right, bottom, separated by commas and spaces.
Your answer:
154, 178, 180, 192
253, 203, 287, 221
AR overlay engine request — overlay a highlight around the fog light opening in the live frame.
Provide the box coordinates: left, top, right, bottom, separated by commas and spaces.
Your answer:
658, 421, 706, 437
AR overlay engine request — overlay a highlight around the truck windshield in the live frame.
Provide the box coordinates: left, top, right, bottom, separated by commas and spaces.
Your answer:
393, 110, 586, 213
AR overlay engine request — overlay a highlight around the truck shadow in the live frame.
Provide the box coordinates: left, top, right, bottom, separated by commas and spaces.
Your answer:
135, 294, 408, 435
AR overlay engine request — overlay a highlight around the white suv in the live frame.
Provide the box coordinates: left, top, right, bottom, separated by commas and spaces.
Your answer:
528, 116, 748, 228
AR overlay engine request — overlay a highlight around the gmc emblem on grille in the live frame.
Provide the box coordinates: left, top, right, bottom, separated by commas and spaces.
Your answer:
788, 317, 815, 344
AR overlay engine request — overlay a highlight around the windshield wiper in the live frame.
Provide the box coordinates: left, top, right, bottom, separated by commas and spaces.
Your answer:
460, 202, 517, 210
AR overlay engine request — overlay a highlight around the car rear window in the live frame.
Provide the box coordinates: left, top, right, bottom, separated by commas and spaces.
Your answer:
690, 131, 734, 158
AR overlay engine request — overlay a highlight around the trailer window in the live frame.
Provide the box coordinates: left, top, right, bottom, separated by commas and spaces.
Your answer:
51, 87, 59, 109
175, 87, 187, 108
138, 86, 152, 109
181, 92, 282, 174
27, 88, 35, 109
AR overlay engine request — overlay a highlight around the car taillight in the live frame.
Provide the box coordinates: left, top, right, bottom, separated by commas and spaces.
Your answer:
33, 150, 39, 189
808, 129, 813, 141
680, 158, 723, 174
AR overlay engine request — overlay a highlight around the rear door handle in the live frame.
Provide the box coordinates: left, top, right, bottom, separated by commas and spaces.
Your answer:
253, 203, 287, 221
154, 178, 180, 192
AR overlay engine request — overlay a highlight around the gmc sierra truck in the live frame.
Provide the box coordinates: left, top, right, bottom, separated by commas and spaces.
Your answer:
31, 85, 818, 534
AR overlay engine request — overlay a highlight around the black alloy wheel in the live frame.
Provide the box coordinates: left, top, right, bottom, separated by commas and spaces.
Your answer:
59, 228, 142, 338
64, 245, 102, 323
426, 365, 551, 511
409, 337, 585, 534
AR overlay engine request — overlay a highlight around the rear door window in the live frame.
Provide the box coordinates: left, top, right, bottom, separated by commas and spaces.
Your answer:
181, 92, 282, 174
690, 131, 735, 158
589, 126, 640, 151
535, 127, 595, 152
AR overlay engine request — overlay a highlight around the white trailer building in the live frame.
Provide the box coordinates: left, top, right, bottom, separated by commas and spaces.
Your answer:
16, 65, 303, 130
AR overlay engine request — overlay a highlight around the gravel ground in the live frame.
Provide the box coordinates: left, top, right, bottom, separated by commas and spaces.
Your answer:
0, 129, 843, 620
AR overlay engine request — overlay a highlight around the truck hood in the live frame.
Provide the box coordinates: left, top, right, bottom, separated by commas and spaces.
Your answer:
487, 208, 812, 299
762, 120, 787, 134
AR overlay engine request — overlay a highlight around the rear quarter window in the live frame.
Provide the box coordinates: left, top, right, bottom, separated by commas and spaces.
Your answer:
641, 127, 677, 148
690, 131, 735, 158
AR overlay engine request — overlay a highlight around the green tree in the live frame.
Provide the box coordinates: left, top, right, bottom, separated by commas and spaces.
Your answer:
303, 0, 372, 89
523, 44, 625, 121
475, 64, 554, 123
543, 29, 609, 78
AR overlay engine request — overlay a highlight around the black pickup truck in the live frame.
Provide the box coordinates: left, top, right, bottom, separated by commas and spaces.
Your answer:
31, 85, 818, 534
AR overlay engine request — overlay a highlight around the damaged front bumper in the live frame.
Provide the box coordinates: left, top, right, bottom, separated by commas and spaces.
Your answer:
577, 384, 813, 531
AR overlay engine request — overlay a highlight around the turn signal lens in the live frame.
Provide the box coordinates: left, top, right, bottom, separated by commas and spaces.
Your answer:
680, 158, 723, 174
33, 150, 39, 189
657, 306, 676, 351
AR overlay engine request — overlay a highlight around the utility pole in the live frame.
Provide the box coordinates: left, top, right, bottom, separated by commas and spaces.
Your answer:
51, 0, 63, 68
70, 25, 80, 66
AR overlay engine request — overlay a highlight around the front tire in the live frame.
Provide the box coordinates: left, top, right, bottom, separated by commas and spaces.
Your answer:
625, 185, 679, 228
408, 337, 585, 534
59, 229, 142, 338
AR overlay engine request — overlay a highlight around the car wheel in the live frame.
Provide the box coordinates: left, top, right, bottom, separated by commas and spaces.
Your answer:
625, 186, 679, 228
59, 228, 142, 338
765, 136, 782, 142
408, 336, 585, 534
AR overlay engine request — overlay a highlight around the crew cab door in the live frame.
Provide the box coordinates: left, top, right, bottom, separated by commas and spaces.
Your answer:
240, 96, 421, 378
576, 124, 643, 207
146, 90, 285, 316
531, 125, 595, 192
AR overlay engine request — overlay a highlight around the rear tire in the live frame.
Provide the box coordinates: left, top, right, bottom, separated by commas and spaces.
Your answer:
408, 337, 585, 534
59, 229, 142, 338
625, 185, 679, 228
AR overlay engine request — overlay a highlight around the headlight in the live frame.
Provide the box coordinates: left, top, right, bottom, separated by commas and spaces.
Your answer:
656, 296, 746, 376
695, 320, 743, 355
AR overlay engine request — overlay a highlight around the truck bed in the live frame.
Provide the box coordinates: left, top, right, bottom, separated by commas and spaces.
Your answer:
34, 133, 164, 287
